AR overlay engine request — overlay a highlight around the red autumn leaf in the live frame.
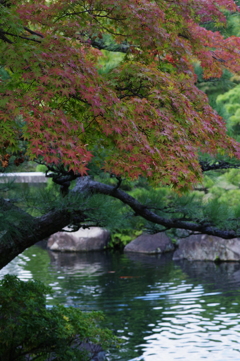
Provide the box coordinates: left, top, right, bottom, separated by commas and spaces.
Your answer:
1, 0, 240, 188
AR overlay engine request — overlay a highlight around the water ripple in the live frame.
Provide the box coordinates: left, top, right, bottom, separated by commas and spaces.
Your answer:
2, 249, 240, 360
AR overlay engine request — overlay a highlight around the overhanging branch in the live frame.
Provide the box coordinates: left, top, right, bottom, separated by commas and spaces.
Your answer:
1, 174, 239, 270
73, 177, 239, 239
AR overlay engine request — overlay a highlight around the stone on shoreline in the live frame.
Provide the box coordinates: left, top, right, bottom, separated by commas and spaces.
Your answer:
124, 232, 175, 254
173, 234, 240, 261
47, 227, 110, 252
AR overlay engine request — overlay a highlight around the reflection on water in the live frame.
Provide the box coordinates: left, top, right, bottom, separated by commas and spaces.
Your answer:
1, 247, 240, 360
0, 253, 33, 280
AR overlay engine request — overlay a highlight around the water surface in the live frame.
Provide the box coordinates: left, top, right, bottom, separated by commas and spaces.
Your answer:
1, 247, 240, 360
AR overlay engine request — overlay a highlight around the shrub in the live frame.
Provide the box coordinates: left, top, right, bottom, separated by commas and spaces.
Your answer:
0, 275, 118, 361
108, 229, 143, 250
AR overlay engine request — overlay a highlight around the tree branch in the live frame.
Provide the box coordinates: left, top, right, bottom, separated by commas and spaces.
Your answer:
0, 29, 13, 44
200, 160, 240, 172
0, 202, 86, 269
73, 177, 240, 239
1, 175, 239, 270
23, 27, 44, 38
89, 38, 131, 53
2, 31, 42, 43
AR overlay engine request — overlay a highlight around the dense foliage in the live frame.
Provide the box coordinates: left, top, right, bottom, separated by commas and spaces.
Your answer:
0, 275, 117, 361
1, 0, 240, 188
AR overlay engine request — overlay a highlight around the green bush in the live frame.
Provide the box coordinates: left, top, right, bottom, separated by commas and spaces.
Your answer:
0, 275, 118, 361
108, 229, 143, 250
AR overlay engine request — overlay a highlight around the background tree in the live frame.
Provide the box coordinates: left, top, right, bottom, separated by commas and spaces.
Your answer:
1, 0, 240, 269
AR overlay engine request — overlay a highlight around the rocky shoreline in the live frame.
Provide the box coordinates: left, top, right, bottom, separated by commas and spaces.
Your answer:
46, 227, 240, 262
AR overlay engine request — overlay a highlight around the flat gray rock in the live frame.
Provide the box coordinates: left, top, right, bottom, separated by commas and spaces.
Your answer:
47, 227, 110, 252
173, 234, 240, 261
124, 232, 174, 254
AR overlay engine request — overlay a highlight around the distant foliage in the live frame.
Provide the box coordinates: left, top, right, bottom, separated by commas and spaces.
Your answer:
217, 84, 240, 139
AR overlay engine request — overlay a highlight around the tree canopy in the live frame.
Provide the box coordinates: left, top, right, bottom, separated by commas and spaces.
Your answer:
1, 0, 240, 186
1, 0, 240, 268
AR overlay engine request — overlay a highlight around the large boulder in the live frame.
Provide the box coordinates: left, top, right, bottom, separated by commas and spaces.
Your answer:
124, 232, 175, 254
173, 234, 240, 261
47, 227, 110, 252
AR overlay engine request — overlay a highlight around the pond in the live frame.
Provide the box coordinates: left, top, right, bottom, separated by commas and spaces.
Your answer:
1, 246, 240, 361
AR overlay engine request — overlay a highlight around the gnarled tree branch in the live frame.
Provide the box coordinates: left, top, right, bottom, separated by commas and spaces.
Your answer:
73, 177, 239, 239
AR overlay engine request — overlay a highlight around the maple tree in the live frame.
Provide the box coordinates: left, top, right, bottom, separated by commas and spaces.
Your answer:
1, 0, 240, 268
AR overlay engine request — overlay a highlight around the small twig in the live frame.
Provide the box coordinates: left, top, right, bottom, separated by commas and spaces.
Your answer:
23, 27, 44, 38
3, 31, 42, 43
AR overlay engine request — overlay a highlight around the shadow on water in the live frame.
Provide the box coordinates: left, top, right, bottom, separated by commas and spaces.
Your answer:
174, 259, 240, 292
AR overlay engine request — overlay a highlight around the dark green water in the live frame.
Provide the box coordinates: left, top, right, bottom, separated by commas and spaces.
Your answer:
1, 246, 240, 360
